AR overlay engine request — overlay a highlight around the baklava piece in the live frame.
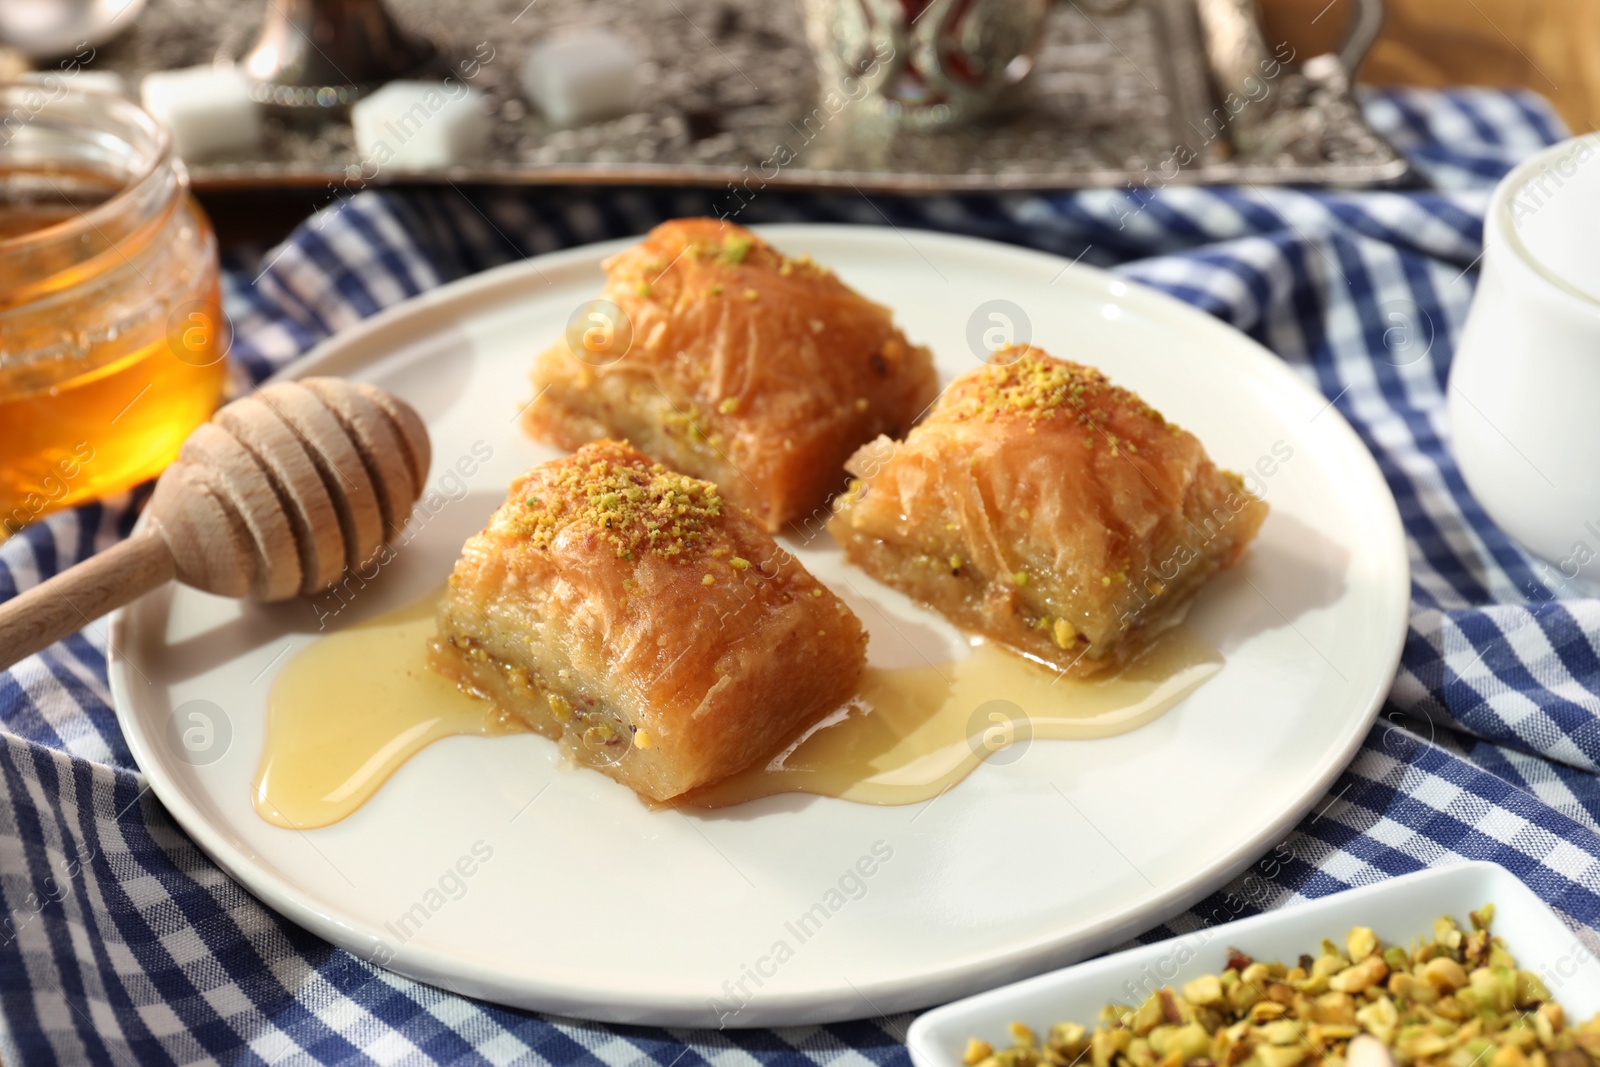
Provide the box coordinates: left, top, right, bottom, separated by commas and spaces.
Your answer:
522, 218, 938, 531
431, 440, 867, 801
827, 345, 1268, 676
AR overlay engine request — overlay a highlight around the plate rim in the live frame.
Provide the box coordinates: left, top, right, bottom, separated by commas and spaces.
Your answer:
107, 223, 1410, 1025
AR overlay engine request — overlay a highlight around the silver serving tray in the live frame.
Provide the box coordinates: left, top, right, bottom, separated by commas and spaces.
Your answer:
88, 0, 1410, 192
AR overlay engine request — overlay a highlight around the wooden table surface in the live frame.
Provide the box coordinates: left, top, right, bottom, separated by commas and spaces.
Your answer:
1263, 0, 1598, 132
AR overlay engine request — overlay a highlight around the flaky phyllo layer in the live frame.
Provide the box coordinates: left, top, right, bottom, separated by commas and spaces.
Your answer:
828, 346, 1268, 676
522, 218, 938, 530
432, 440, 868, 801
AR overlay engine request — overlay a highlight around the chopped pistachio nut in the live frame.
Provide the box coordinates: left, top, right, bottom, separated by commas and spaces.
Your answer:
730, 557, 751, 570
719, 397, 741, 414
951, 347, 1169, 429
972, 907, 1600, 1067
1349, 926, 1379, 963
720, 234, 754, 264
546, 692, 573, 721
513, 444, 723, 559
636, 282, 652, 297
811, 588, 824, 597
633, 728, 654, 750
1014, 571, 1029, 587
710, 284, 723, 296
702, 573, 715, 586
582, 723, 617, 754
743, 288, 760, 301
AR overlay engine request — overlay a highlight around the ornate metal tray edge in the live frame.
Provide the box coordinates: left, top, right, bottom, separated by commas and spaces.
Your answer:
86, 0, 1412, 194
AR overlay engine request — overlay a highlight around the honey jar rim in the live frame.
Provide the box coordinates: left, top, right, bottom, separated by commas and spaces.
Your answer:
0, 82, 175, 257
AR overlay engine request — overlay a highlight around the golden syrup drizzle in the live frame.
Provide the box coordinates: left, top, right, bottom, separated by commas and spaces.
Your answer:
253, 589, 526, 830
679, 631, 1220, 808
257, 590, 1221, 827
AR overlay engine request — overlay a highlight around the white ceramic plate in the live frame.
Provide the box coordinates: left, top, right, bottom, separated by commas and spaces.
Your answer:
907, 861, 1598, 1067
107, 225, 1408, 1027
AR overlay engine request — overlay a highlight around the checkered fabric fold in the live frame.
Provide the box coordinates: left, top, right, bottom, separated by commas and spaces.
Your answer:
3, 88, 1595, 1065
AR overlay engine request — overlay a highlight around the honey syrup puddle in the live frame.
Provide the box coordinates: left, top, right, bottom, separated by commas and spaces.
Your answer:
256, 590, 1221, 828
254, 589, 527, 830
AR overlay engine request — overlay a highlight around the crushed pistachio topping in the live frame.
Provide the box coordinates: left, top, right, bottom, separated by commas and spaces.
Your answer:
514, 444, 724, 559
952, 347, 1169, 429
969, 906, 1597, 1067
718, 397, 740, 415
702, 573, 716, 586
730, 557, 751, 570
710, 283, 723, 296
663, 405, 715, 446
633, 729, 654, 750
743, 288, 760, 301
811, 588, 824, 597
636, 282, 652, 298
1014, 571, 1029, 587
720, 234, 754, 264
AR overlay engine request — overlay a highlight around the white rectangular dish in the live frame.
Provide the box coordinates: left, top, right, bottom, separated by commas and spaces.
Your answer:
909, 862, 1600, 1067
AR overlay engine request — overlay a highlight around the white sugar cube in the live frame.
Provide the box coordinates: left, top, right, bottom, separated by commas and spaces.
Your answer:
140, 66, 261, 161
350, 81, 491, 169
520, 29, 640, 127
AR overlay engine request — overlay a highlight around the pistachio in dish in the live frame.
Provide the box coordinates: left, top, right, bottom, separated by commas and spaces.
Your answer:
968, 905, 1600, 1067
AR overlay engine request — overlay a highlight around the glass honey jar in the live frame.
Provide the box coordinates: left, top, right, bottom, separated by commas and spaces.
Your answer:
0, 84, 228, 536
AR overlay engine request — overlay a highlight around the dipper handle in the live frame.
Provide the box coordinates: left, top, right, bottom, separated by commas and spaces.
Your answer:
0, 533, 175, 670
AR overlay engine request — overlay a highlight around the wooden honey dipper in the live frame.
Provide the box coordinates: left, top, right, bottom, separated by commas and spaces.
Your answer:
0, 377, 430, 670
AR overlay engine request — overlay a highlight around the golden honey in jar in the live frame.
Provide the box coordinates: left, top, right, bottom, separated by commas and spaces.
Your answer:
0, 85, 228, 536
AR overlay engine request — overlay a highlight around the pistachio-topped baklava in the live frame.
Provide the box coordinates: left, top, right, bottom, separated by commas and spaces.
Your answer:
522, 218, 939, 531
827, 345, 1267, 676
431, 440, 868, 801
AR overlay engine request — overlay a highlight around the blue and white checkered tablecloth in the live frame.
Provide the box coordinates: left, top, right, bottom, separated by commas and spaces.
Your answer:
2, 86, 1596, 1064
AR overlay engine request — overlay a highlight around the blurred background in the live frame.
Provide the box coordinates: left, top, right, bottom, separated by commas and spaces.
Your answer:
1, 0, 1588, 252
1264, 0, 1597, 132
